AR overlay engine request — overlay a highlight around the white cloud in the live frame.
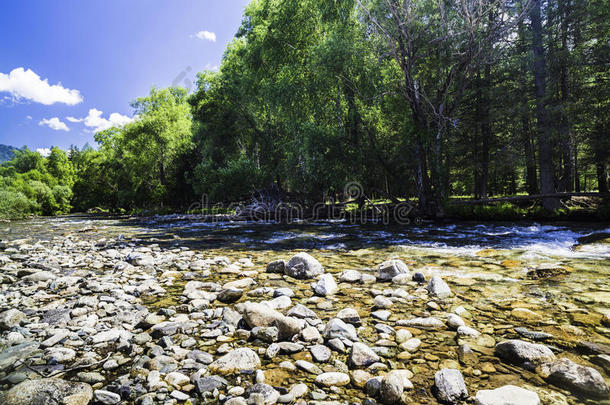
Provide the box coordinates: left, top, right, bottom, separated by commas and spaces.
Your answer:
36, 148, 51, 157
66, 116, 83, 123
0, 68, 83, 105
39, 117, 70, 132
195, 30, 216, 42
83, 108, 133, 133
26, 115, 32, 120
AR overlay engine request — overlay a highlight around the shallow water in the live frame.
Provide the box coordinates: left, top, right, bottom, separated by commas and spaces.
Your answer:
1, 214, 609, 403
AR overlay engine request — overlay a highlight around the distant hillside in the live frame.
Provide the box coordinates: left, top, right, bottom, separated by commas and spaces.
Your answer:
0, 144, 18, 163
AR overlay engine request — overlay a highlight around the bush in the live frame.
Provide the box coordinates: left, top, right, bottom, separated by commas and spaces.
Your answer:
0, 190, 33, 219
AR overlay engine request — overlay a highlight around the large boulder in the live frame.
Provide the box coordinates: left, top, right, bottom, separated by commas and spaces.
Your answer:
434, 369, 468, 404
474, 385, 540, 405
208, 348, 261, 375
378, 259, 410, 281
1, 378, 93, 405
285, 253, 324, 279
541, 358, 609, 398
495, 340, 555, 365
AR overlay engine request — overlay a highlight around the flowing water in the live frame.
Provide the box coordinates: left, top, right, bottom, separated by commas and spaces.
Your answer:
1, 214, 609, 404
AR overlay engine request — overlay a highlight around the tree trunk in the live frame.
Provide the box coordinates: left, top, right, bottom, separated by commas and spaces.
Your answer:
530, 0, 560, 210
476, 69, 491, 199
557, 0, 573, 192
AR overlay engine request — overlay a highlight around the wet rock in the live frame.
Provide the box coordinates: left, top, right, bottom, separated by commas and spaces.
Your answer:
457, 344, 477, 365
1, 378, 93, 405
447, 314, 466, 330
349, 342, 380, 368
592, 354, 610, 373
336, 308, 361, 326
315, 372, 350, 387
267, 260, 286, 274
526, 264, 570, 279
378, 259, 410, 281
457, 325, 480, 337
400, 338, 421, 353
313, 274, 338, 296
94, 389, 122, 405
495, 340, 555, 365
514, 327, 552, 341
285, 253, 324, 279
397, 317, 444, 330
0, 309, 26, 330
323, 318, 359, 341
474, 385, 540, 405
511, 308, 542, 322
380, 370, 405, 404
434, 368, 468, 404
428, 276, 452, 298
0, 342, 40, 372
208, 347, 261, 374
540, 358, 609, 398
217, 287, 244, 303
413, 272, 426, 283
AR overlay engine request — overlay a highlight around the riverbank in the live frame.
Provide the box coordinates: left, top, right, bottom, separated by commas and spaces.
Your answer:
0, 216, 608, 404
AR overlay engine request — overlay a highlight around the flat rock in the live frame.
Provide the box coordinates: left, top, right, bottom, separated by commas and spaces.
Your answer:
315, 372, 350, 387
1, 378, 93, 405
0, 342, 40, 372
540, 358, 609, 398
397, 317, 444, 330
495, 340, 555, 365
474, 385, 540, 405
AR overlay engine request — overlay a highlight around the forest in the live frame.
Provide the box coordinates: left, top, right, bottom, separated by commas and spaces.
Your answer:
0, 0, 608, 219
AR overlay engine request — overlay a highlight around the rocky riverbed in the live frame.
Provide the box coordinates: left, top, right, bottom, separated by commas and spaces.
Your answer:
0, 216, 609, 405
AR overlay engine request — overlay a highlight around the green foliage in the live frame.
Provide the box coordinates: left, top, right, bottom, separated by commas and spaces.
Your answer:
0, 190, 33, 219
1, 0, 608, 220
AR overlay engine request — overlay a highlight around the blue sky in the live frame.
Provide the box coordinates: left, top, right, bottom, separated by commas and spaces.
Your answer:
0, 0, 250, 153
